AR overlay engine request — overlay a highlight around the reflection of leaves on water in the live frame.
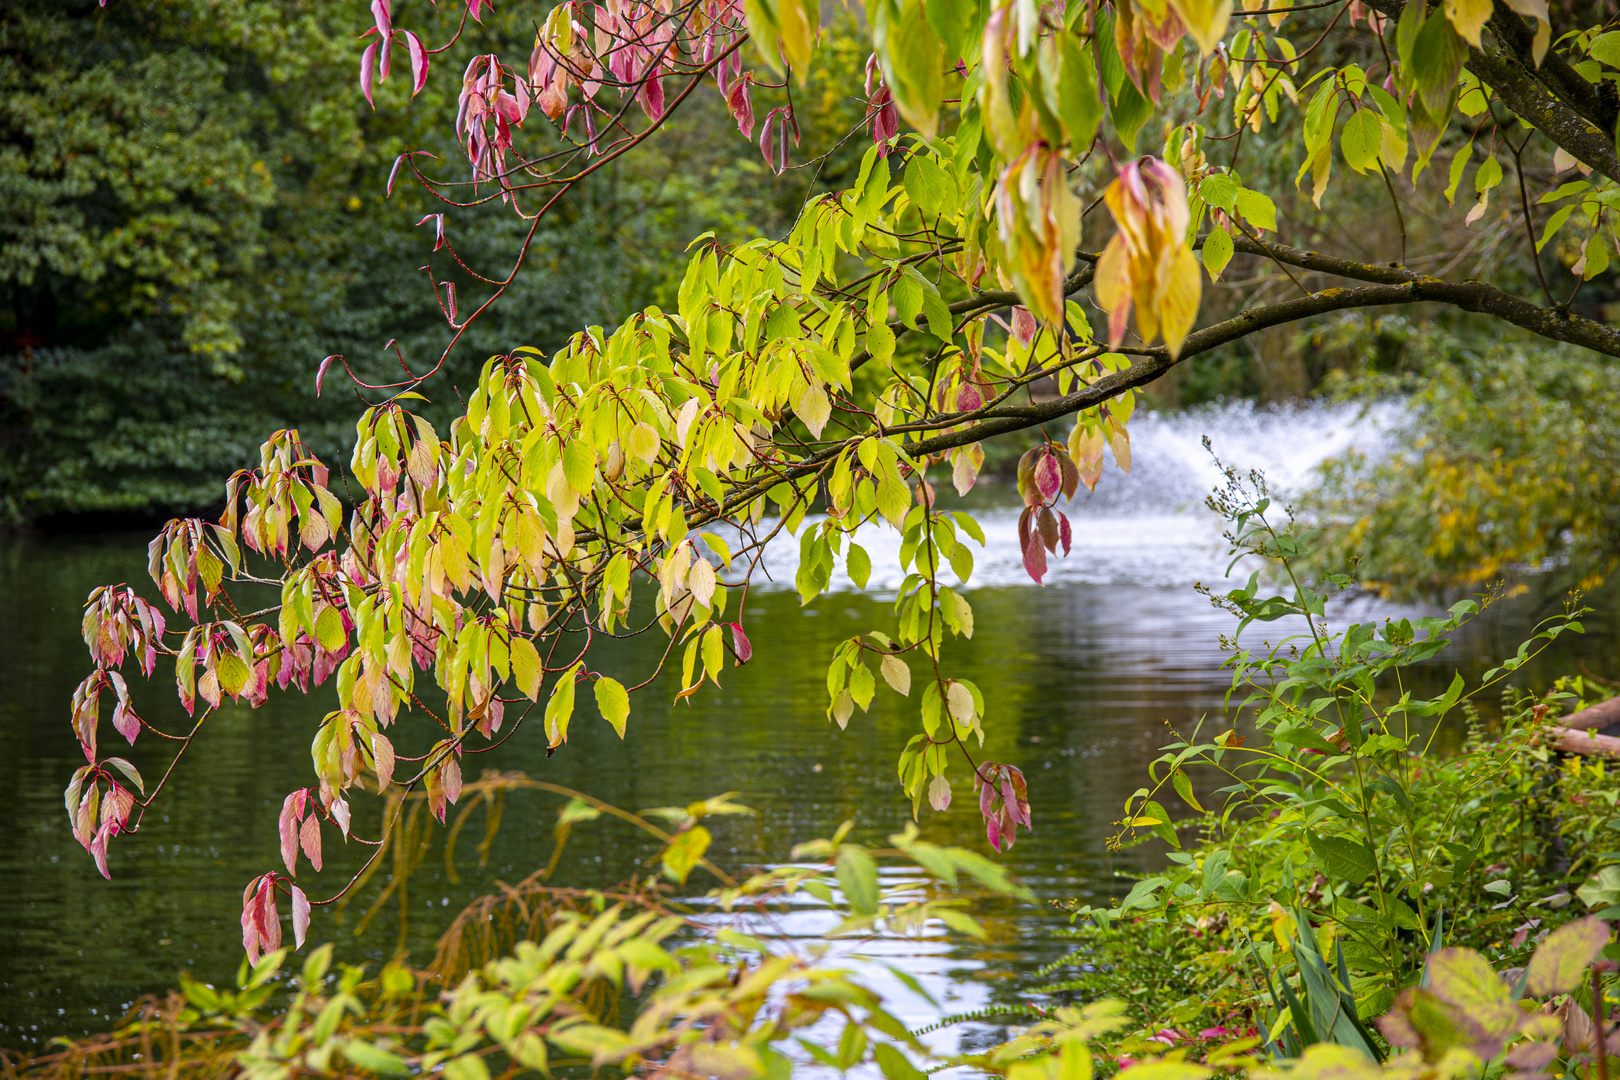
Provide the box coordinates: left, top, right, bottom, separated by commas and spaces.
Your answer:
139, 52, 204, 140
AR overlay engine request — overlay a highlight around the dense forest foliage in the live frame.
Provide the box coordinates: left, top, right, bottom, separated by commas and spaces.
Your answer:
0, 0, 854, 523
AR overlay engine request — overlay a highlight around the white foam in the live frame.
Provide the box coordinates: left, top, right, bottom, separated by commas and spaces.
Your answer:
733, 400, 1400, 593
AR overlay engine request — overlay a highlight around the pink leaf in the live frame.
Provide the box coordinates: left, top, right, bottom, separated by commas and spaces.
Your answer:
406, 32, 429, 95
639, 74, 665, 121
371, 732, 395, 789
279, 791, 304, 875
728, 622, 753, 664
329, 796, 351, 837
1002, 777, 1027, 825
106, 783, 135, 827
90, 822, 115, 879
1022, 530, 1048, 584
256, 878, 281, 952
442, 756, 463, 806
291, 886, 310, 949
417, 214, 446, 251
371, 0, 391, 39
241, 879, 262, 963
111, 701, 141, 744
466, 0, 486, 21
359, 43, 378, 108
1011, 306, 1037, 345
1033, 452, 1062, 501
300, 813, 323, 872
1059, 511, 1072, 556
954, 382, 983, 412
379, 33, 393, 83
727, 77, 754, 138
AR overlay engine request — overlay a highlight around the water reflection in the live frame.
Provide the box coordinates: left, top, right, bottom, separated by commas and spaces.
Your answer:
0, 401, 1613, 1053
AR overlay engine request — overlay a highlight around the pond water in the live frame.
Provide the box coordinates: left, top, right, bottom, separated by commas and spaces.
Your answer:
2, 401, 1615, 1053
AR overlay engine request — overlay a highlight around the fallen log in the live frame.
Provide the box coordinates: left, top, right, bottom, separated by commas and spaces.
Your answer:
1560, 695, 1620, 733
1548, 725, 1620, 758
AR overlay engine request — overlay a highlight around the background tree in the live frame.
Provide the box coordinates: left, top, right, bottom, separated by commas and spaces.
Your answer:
0, 0, 822, 523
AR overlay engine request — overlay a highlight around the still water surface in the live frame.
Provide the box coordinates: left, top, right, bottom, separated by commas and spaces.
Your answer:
2, 403, 1615, 1052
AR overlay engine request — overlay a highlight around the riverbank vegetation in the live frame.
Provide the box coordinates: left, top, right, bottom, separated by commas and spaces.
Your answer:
9, 0, 1620, 1071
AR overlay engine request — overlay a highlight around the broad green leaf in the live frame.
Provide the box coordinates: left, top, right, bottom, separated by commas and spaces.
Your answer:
1202, 226, 1234, 280
1340, 108, 1383, 173
1307, 832, 1378, 884
836, 843, 880, 915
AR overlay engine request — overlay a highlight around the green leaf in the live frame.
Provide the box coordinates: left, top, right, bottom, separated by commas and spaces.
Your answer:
1202, 226, 1235, 280
1110, 76, 1152, 154
1411, 8, 1467, 118
1578, 866, 1620, 909
874, 1042, 928, 1080
847, 543, 872, 589
562, 438, 596, 496
545, 664, 580, 747
595, 676, 630, 738
934, 907, 987, 938
1341, 108, 1383, 173
1057, 34, 1103, 151
1307, 832, 1378, 885
1526, 916, 1610, 995
903, 155, 956, 220
836, 843, 881, 915
661, 825, 712, 885
342, 1040, 411, 1075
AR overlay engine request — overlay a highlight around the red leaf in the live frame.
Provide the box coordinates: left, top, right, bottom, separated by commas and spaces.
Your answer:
1022, 529, 1048, 584
370, 0, 390, 38
466, 0, 486, 21
727, 77, 754, 138
404, 33, 429, 94
728, 622, 753, 664
1059, 511, 1072, 556
417, 214, 446, 251
379, 33, 393, 83
291, 886, 310, 949
359, 42, 378, 108
639, 73, 665, 121
255, 877, 281, 952
242, 877, 263, 962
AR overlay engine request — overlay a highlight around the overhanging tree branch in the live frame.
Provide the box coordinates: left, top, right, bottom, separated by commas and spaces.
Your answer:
899, 259, 1620, 460
1362, 0, 1620, 182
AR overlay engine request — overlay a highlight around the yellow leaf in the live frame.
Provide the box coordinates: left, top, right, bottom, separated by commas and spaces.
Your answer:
1443, 0, 1493, 47
594, 677, 629, 738
1155, 246, 1202, 357
511, 636, 541, 700
1169, 0, 1233, 54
